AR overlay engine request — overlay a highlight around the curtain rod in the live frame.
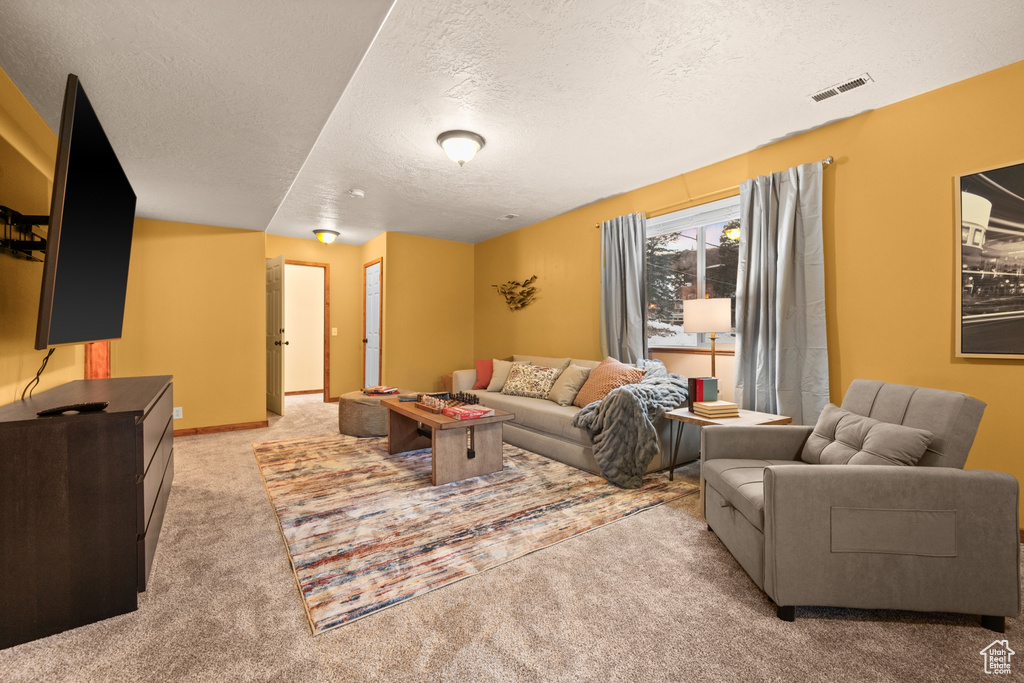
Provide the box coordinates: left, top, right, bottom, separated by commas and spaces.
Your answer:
594, 156, 834, 228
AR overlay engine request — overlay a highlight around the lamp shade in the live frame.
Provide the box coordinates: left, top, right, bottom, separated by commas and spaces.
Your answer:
683, 298, 732, 334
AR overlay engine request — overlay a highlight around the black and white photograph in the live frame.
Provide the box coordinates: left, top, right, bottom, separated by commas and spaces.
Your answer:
958, 160, 1024, 357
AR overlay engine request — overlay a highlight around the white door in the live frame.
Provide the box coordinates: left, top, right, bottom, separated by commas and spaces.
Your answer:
364, 259, 381, 387
266, 255, 286, 415
284, 264, 325, 393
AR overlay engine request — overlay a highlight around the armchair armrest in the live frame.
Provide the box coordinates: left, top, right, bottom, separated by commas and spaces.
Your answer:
762, 466, 1020, 617
452, 369, 477, 392
701, 425, 812, 463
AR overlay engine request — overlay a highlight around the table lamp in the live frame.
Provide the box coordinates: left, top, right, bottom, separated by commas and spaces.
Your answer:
683, 298, 732, 377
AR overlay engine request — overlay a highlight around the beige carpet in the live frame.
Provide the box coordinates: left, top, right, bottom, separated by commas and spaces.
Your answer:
0, 394, 1017, 682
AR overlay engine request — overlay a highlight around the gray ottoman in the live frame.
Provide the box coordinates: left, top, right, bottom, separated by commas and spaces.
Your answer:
338, 390, 411, 437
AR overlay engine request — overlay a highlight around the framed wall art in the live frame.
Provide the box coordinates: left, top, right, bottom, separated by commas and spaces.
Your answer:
956, 159, 1024, 358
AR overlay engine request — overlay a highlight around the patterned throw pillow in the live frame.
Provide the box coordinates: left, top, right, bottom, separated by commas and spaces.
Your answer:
572, 357, 647, 408
501, 364, 563, 399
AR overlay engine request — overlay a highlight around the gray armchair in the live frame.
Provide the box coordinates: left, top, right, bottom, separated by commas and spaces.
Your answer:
702, 379, 1020, 631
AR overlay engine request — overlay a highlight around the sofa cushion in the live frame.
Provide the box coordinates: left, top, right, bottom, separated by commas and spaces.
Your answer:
471, 391, 593, 444
502, 363, 563, 399
801, 404, 933, 466
703, 459, 810, 531
573, 357, 647, 408
513, 355, 571, 370
487, 360, 529, 392
473, 359, 493, 390
547, 364, 592, 406
569, 358, 602, 370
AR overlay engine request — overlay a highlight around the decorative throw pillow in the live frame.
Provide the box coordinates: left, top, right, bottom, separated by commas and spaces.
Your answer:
547, 364, 592, 406
486, 360, 530, 392
502, 364, 563, 399
572, 357, 647, 408
636, 357, 668, 379
473, 359, 493, 390
801, 404, 933, 466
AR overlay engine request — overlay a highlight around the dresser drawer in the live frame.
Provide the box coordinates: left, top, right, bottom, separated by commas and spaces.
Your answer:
140, 416, 173, 534
138, 448, 173, 592
142, 384, 172, 475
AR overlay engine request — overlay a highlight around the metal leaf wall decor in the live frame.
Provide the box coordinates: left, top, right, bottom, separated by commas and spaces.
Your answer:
492, 275, 539, 311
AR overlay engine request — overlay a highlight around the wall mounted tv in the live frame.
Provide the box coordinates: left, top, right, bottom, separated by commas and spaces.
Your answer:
35, 73, 136, 350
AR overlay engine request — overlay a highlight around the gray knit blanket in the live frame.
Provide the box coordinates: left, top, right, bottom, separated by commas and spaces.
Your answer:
572, 375, 689, 488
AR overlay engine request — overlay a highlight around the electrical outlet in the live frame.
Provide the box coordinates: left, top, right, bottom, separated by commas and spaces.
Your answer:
172, 407, 183, 420
332, 327, 338, 336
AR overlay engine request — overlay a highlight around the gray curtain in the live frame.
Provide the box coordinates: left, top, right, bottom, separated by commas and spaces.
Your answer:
600, 212, 648, 363
735, 162, 828, 425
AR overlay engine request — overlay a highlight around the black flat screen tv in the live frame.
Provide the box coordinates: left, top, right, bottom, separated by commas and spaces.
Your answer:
35, 74, 136, 350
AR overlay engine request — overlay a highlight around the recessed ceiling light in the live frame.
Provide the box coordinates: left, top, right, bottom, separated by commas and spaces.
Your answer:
437, 130, 485, 166
349, 189, 365, 198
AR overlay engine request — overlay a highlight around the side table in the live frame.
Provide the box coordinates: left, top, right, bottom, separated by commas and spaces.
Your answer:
665, 408, 792, 480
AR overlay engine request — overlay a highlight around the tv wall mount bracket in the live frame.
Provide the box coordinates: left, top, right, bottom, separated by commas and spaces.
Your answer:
0, 205, 48, 261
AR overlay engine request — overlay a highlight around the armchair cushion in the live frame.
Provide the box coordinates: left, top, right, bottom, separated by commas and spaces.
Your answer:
703, 459, 810, 531
801, 404, 933, 466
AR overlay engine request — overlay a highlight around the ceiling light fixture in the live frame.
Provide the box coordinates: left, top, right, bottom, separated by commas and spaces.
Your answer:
437, 130, 485, 167
314, 229, 339, 244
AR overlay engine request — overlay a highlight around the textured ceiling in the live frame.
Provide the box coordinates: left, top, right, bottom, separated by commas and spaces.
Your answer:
1, 1, 1023, 244
0, 0, 394, 231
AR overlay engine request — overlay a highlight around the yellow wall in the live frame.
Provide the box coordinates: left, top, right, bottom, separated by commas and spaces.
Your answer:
0, 67, 82, 405
476, 60, 1024, 507
111, 218, 266, 430
265, 234, 364, 398
381, 233, 475, 391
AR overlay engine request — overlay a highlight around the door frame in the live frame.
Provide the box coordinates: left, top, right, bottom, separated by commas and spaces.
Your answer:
363, 257, 383, 388
284, 260, 332, 402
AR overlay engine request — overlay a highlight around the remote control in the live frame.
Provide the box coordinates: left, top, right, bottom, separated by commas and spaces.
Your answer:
398, 395, 417, 402
36, 401, 110, 416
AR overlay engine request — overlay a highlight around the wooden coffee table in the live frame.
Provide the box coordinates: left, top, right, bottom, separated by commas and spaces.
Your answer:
665, 407, 792, 480
382, 398, 515, 486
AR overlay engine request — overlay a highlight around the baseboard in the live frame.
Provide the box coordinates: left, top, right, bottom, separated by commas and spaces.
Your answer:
174, 420, 269, 437
285, 389, 324, 396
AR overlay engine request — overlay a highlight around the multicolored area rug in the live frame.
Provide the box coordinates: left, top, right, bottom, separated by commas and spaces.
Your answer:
253, 435, 697, 635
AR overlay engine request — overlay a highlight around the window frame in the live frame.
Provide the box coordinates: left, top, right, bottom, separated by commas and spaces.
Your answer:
646, 195, 741, 350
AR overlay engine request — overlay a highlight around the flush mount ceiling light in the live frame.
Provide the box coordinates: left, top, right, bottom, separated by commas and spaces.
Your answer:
437, 130, 485, 167
314, 229, 339, 244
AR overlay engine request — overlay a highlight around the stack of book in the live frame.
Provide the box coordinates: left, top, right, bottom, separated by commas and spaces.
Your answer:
363, 386, 399, 395
442, 405, 495, 420
687, 377, 718, 410
693, 400, 739, 419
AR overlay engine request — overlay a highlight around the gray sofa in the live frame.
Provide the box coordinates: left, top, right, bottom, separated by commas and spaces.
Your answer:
702, 378, 1020, 631
453, 354, 698, 477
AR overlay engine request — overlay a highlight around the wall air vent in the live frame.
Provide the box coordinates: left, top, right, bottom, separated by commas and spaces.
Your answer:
810, 73, 873, 103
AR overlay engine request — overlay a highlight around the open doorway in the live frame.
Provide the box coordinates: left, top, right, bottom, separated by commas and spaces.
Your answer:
266, 258, 332, 416
285, 261, 331, 402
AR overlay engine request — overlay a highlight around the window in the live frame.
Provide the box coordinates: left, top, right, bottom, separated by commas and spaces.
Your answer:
646, 196, 740, 348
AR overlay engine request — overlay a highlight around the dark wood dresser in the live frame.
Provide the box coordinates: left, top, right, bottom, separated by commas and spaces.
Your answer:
0, 376, 174, 649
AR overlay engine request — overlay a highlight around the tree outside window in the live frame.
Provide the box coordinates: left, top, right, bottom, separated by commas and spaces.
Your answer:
646, 198, 740, 348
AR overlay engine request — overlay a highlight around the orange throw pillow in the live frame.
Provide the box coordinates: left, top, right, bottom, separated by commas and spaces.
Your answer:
572, 357, 647, 408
